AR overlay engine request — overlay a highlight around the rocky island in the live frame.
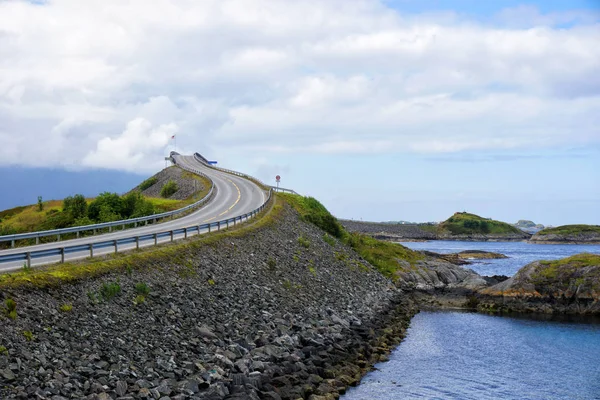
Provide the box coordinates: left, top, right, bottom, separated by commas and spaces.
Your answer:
530, 224, 600, 244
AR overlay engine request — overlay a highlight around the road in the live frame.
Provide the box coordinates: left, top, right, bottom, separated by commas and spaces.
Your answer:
0, 154, 267, 272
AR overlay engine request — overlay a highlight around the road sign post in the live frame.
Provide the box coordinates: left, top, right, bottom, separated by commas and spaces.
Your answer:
276, 175, 280, 191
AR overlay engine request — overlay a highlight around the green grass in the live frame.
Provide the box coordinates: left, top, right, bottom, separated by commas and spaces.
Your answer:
438, 212, 522, 235
99, 282, 121, 300
135, 282, 150, 295
0, 196, 280, 291
280, 193, 423, 280
59, 304, 73, 312
530, 253, 600, 290
536, 224, 600, 236
4, 298, 17, 320
23, 331, 34, 342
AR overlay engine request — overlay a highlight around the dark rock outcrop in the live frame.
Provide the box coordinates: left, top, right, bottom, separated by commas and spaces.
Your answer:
340, 220, 436, 241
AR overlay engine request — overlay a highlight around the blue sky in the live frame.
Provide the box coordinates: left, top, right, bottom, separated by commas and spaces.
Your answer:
0, 0, 599, 226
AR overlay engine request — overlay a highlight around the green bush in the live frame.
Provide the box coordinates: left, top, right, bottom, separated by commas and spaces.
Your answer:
298, 235, 310, 248
139, 176, 158, 191
323, 234, 336, 246
160, 180, 179, 198
63, 194, 88, 219
88, 192, 124, 221
100, 282, 121, 300
134, 282, 150, 295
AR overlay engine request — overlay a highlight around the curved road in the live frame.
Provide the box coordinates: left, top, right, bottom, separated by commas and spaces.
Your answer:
0, 154, 267, 272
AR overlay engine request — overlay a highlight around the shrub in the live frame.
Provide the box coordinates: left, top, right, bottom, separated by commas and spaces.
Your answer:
139, 176, 158, 191
135, 282, 150, 295
4, 298, 16, 320
267, 257, 276, 270
160, 180, 179, 198
63, 194, 88, 219
88, 192, 124, 221
298, 235, 310, 248
133, 295, 146, 305
0, 346, 7, 355
59, 304, 73, 312
100, 282, 121, 300
37, 196, 43, 212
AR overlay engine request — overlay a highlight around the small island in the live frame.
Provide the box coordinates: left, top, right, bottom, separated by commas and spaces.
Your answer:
479, 253, 600, 314
436, 212, 531, 241
530, 225, 600, 244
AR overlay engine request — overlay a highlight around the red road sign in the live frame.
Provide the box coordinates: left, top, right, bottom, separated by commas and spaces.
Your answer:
276, 175, 280, 182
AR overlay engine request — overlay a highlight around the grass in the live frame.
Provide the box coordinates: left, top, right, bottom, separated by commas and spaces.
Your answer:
536, 224, 600, 236
99, 282, 121, 300
0, 346, 7, 355
323, 234, 336, 246
0, 169, 211, 239
530, 253, 600, 291
298, 235, 310, 248
4, 298, 17, 320
0, 194, 280, 291
139, 176, 158, 191
438, 212, 522, 236
280, 193, 423, 280
22, 331, 34, 342
59, 303, 73, 312
135, 282, 150, 295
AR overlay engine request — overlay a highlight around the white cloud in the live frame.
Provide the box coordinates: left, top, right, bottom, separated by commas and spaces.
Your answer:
82, 118, 177, 171
0, 0, 598, 172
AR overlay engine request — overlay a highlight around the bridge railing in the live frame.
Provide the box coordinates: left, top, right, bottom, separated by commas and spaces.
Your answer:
0, 162, 215, 248
0, 189, 274, 268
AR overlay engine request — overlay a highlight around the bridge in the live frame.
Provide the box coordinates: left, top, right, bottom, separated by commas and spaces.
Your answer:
0, 153, 295, 272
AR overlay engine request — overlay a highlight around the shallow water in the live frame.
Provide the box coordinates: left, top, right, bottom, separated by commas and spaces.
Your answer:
399, 240, 600, 276
343, 311, 600, 400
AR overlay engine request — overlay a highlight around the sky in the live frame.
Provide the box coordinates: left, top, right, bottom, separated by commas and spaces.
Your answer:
0, 0, 599, 225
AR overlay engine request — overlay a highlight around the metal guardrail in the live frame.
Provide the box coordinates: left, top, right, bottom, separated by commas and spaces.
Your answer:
0, 189, 274, 268
0, 160, 215, 248
192, 152, 298, 194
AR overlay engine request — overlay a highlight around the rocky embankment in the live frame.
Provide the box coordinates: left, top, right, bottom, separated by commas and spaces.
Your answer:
530, 225, 600, 244
477, 253, 600, 314
133, 166, 207, 200
0, 203, 416, 400
340, 220, 436, 241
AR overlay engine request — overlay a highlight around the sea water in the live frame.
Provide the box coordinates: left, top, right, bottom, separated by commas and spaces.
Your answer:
342, 242, 600, 400
343, 311, 600, 400
399, 240, 600, 277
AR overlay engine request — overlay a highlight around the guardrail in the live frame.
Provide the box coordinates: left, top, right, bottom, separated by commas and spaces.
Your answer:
0, 189, 274, 268
192, 152, 298, 194
0, 163, 215, 248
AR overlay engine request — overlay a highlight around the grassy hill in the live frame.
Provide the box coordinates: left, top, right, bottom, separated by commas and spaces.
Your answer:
536, 225, 600, 236
438, 212, 524, 236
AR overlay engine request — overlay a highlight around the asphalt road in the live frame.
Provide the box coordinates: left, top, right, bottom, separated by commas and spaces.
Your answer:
0, 154, 267, 272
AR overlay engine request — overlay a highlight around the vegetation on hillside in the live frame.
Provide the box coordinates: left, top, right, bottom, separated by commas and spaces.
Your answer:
529, 253, 600, 292
0, 171, 210, 240
536, 224, 600, 236
438, 212, 522, 235
280, 194, 423, 279
160, 180, 179, 198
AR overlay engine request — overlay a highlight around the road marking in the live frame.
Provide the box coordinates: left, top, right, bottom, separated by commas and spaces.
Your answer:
202, 178, 242, 222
